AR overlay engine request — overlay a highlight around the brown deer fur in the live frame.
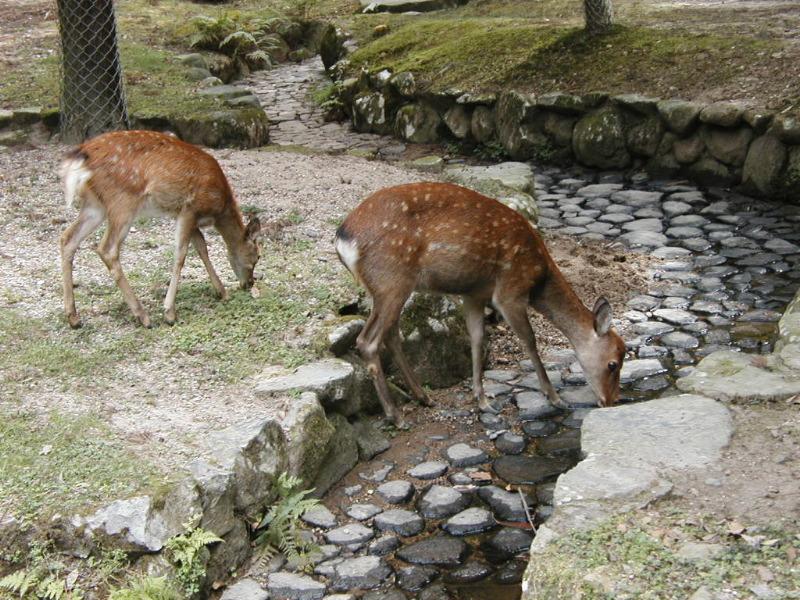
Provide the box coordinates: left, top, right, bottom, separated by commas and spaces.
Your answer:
335, 182, 625, 427
59, 130, 261, 328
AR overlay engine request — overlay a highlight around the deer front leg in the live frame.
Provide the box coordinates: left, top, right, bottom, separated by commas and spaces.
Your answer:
385, 324, 431, 406
191, 229, 227, 300
60, 204, 105, 328
496, 296, 566, 409
163, 214, 196, 325
96, 216, 151, 328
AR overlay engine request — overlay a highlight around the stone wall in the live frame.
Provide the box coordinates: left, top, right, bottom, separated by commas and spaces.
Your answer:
335, 66, 800, 202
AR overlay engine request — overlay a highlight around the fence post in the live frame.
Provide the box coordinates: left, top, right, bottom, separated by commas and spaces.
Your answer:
56, 0, 129, 143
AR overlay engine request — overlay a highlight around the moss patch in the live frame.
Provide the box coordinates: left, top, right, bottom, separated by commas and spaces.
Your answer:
0, 411, 165, 521
527, 513, 800, 598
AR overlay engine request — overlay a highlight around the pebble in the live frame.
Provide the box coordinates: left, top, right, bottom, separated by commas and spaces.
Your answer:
396, 566, 438, 592
477, 486, 534, 522
522, 420, 558, 438
482, 528, 534, 560
329, 556, 392, 592
325, 523, 374, 547
302, 505, 338, 529
268, 572, 326, 600
444, 561, 493, 584
376, 480, 415, 504
408, 461, 448, 480
444, 443, 488, 467
373, 509, 424, 537
442, 507, 496, 536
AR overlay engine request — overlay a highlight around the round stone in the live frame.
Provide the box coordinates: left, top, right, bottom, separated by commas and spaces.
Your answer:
444, 443, 488, 467
396, 566, 438, 592
325, 523, 374, 547
442, 507, 496, 536
346, 503, 382, 521
329, 556, 392, 592
301, 505, 338, 529
418, 485, 468, 519
495, 432, 525, 455
493, 455, 574, 485
373, 509, 424, 537
476, 486, 534, 522
660, 331, 700, 349
377, 480, 415, 504
368, 534, 400, 556
397, 535, 468, 566
408, 461, 448, 479
482, 528, 534, 560
444, 561, 492, 584
495, 561, 526, 584
633, 321, 675, 336
652, 308, 697, 325
521, 420, 558, 438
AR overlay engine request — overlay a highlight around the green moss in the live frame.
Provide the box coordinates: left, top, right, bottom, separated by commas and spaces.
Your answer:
0, 411, 165, 521
527, 514, 800, 598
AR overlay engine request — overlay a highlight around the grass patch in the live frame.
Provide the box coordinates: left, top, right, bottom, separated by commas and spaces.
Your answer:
0, 411, 165, 521
348, 20, 782, 96
528, 513, 800, 598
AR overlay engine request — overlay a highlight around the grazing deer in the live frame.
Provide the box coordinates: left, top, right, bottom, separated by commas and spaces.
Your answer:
335, 182, 625, 427
59, 130, 261, 328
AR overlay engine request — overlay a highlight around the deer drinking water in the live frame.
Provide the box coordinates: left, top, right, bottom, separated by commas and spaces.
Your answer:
335, 182, 626, 427
59, 130, 261, 328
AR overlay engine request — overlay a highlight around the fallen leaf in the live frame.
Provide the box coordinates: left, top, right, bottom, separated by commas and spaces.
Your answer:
727, 521, 746, 536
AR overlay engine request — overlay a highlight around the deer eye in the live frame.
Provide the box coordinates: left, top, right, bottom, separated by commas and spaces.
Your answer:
608, 361, 618, 373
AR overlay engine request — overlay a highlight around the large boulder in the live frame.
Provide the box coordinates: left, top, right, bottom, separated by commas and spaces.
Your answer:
352, 92, 392, 135
572, 107, 630, 169
626, 115, 664, 157
312, 413, 359, 497
443, 104, 471, 139
319, 24, 346, 71
495, 91, 538, 159
741, 134, 788, 196
470, 105, 496, 143
282, 392, 336, 487
657, 99, 701, 135
702, 125, 753, 166
442, 162, 538, 221
170, 108, 269, 148
395, 103, 442, 143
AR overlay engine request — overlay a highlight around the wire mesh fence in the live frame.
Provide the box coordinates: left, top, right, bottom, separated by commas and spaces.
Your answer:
584, 0, 614, 34
56, 0, 129, 143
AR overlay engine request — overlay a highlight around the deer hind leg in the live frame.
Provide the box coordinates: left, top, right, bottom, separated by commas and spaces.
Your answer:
494, 294, 565, 409
463, 296, 494, 413
163, 213, 196, 325
357, 287, 414, 428
96, 210, 150, 328
385, 323, 431, 406
191, 229, 227, 300
60, 202, 105, 328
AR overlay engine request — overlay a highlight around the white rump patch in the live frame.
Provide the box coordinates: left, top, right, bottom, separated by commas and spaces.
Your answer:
60, 158, 91, 209
334, 235, 360, 274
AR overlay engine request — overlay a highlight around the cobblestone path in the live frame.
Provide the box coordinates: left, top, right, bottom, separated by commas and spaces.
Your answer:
239, 58, 407, 157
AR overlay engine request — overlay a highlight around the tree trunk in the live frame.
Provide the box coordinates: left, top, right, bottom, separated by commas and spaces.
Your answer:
584, 0, 614, 34
57, 0, 128, 142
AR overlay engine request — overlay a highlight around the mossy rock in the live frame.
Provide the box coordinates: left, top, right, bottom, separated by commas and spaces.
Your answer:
701, 125, 753, 167
626, 115, 664, 157
542, 111, 576, 148
352, 91, 392, 135
395, 103, 442, 143
311, 413, 359, 498
657, 99, 702, 136
204, 53, 238, 83
495, 90, 535, 159
685, 154, 732, 187
443, 104, 471, 139
284, 392, 336, 487
572, 106, 631, 169
320, 23, 346, 71
471, 105, 496, 143
172, 108, 270, 148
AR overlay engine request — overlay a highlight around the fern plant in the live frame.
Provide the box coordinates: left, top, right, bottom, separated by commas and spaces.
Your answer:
188, 14, 240, 51
254, 473, 321, 571
164, 523, 222, 598
0, 570, 74, 600
109, 576, 183, 600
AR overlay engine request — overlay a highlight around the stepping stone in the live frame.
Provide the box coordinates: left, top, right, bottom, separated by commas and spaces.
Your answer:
373, 509, 424, 536
666, 226, 704, 239
681, 238, 713, 252
559, 385, 598, 408
495, 432, 525, 455
445, 444, 488, 467
479, 412, 507, 430
562, 408, 592, 429
739, 309, 782, 322
360, 464, 394, 482
610, 190, 662, 206
634, 375, 671, 392
652, 308, 697, 325
221, 579, 268, 600
408, 461, 448, 479
449, 472, 473, 485
396, 566, 438, 592
362, 590, 404, 600
346, 504, 382, 521
662, 200, 692, 216
620, 358, 667, 383
477, 486, 534, 522
418, 485, 468, 519
515, 391, 561, 420
660, 331, 699, 349
521, 420, 558, 438
627, 295, 661, 311
577, 183, 623, 197
651, 246, 691, 259
330, 556, 392, 592
691, 301, 724, 315
301, 505, 337, 529
495, 561, 526, 584
633, 321, 675, 336
368, 534, 400, 557
622, 218, 664, 233
671, 214, 709, 227
662, 296, 690, 309
537, 429, 581, 455
325, 523, 374, 546
493, 455, 574, 485
484, 382, 513, 398
268, 572, 326, 600
377, 480, 414, 504
482, 528, 534, 560
397, 535, 468, 566
442, 507, 496, 536
638, 345, 669, 358
620, 231, 668, 248
484, 369, 518, 382
444, 561, 492, 584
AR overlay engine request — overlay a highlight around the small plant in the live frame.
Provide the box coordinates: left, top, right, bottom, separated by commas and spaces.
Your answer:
0, 542, 81, 600
219, 32, 272, 71
109, 576, 183, 600
473, 141, 508, 162
255, 473, 321, 570
187, 14, 240, 51
164, 520, 223, 598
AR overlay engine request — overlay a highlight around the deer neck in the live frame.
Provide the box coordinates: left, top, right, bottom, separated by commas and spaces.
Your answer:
532, 267, 596, 355
214, 206, 247, 253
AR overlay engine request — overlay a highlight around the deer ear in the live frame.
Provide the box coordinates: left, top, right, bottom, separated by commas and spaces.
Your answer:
593, 297, 613, 336
245, 216, 261, 240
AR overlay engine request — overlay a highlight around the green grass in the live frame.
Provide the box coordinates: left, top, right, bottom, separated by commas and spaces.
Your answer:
527, 513, 800, 598
0, 411, 165, 521
348, 20, 781, 96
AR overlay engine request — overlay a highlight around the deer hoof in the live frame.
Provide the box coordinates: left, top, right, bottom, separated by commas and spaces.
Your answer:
67, 314, 82, 329
478, 397, 499, 414
417, 392, 433, 407
139, 313, 153, 329
164, 310, 176, 326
